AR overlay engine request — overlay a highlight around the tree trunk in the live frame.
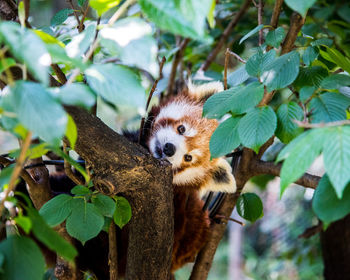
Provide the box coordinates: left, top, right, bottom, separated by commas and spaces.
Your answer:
321, 214, 350, 279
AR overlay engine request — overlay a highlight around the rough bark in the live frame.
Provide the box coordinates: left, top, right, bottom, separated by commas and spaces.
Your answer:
321, 214, 350, 280
65, 106, 174, 280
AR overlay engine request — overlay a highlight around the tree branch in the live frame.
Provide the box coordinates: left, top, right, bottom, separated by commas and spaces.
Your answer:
108, 223, 118, 280
167, 38, 190, 95
270, 0, 283, 28
258, 0, 264, 46
281, 12, 305, 54
252, 160, 320, 189
200, 0, 252, 71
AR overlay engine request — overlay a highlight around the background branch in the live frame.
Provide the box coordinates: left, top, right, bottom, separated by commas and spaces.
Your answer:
270, 0, 283, 28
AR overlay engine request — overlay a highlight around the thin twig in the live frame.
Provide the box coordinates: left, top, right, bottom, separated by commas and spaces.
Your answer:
224, 49, 229, 90
78, 2, 90, 33
108, 222, 118, 280
214, 214, 245, 226
0, 132, 32, 214
293, 119, 350, 128
108, 0, 137, 25
66, 0, 81, 28
227, 50, 247, 63
298, 221, 323, 239
63, 143, 84, 186
200, 0, 251, 71
258, 0, 264, 46
138, 56, 166, 143
51, 64, 67, 84
167, 38, 190, 95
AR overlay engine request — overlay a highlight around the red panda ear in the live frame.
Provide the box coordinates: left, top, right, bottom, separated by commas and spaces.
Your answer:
199, 158, 236, 197
187, 80, 224, 101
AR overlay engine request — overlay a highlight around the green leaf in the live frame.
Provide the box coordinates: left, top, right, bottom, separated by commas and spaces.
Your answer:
27, 143, 49, 159
238, 106, 277, 153
207, 0, 216, 28
323, 126, 350, 198
275, 102, 304, 143
326, 47, 350, 74
0, 58, 16, 75
66, 24, 96, 59
78, 0, 87, 7
28, 208, 78, 262
203, 82, 264, 119
312, 175, 350, 223
310, 38, 333, 47
236, 193, 263, 222
245, 49, 276, 77
66, 199, 104, 243
0, 165, 14, 191
100, 19, 158, 76
0, 236, 45, 280
114, 196, 132, 229
209, 117, 241, 158
50, 9, 74, 26
265, 27, 285, 48
39, 194, 73, 227
227, 66, 250, 87
309, 92, 350, 123
90, 0, 121, 16
299, 86, 315, 102
14, 215, 32, 234
294, 66, 328, 88
85, 64, 146, 108
239, 24, 264, 44
71, 185, 91, 196
261, 51, 300, 91
284, 0, 317, 17
10, 81, 67, 145
56, 83, 96, 108
139, 0, 212, 40
303, 46, 319, 66
33, 30, 65, 48
92, 194, 116, 217
277, 129, 326, 195
66, 115, 77, 149
321, 74, 350, 89
18, 1, 25, 27
0, 22, 50, 85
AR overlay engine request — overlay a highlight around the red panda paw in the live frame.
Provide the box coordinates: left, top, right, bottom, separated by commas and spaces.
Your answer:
199, 158, 236, 197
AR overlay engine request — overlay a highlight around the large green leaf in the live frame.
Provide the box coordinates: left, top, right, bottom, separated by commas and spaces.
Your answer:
0, 165, 14, 191
275, 102, 304, 143
312, 175, 350, 224
56, 83, 96, 109
325, 47, 350, 74
0, 22, 50, 85
92, 194, 116, 217
114, 196, 132, 229
209, 117, 241, 158
100, 19, 158, 76
50, 8, 73, 26
261, 51, 300, 91
245, 49, 276, 77
90, 0, 121, 16
28, 208, 78, 262
85, 64, 146, 108
285, 0, 317, 17
294, 66, 328, 88
0, 236, 45, 280
66, 199, 104, 243
227, 66, 250, 87
239, 24, 264, 44
66, 24, 96, 59
139, 0, 212, 40
277, 129, 326, 195
203, 82, 264, 119
10, 81, 67, 145
39, 194, 73, 227
323, 126, 350, 198
309, 92, 350, 123
238, 106, 277, 153
265, 27, 285, 48
236, 193, 263, 222
320, 74, 350, 90
302, 46, 319, 66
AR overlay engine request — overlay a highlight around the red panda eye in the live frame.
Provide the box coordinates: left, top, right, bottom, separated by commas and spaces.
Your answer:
177, 125, 186, 135
184, 154, 192, 162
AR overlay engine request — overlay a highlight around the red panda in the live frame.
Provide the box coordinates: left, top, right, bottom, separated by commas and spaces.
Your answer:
145, 80, 236, 271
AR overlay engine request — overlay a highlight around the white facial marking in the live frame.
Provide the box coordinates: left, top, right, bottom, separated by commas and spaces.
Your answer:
155, 101, 197, 122
182, 123, 197, 137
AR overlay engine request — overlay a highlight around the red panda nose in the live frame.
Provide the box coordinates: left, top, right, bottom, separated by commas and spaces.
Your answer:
163, 143, 176, 157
